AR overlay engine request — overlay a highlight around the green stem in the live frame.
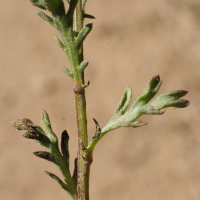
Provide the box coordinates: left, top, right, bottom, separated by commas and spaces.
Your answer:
73, 1, 90, 200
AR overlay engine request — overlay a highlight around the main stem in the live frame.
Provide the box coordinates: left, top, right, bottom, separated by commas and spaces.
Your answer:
73, 1, 90, 200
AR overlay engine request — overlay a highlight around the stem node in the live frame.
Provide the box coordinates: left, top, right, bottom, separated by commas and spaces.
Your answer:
73, 85, 83, 94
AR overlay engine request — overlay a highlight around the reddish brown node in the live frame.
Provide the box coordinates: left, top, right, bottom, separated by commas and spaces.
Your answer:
73, 86, 83, 94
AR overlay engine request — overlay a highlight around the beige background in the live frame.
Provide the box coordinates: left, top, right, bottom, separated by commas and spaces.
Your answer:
1, 0, 200, 199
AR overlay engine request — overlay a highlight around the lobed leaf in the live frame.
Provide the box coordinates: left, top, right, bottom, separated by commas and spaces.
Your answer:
35, 10, 55, 27
72, 158, 78, 187
130, 75, 162, 111
22, 128, 43, 140
79, 60, 88, 72
66, 0, 78, 19
30, 124, 46, 135
31, 0, 65, 15
148, 90, 189, 110
45, 171, 68, 191
41, 110, 58, 143
74, 24, 93, 50
101, 75, 189, 137
61, 66, 73, 78
53, 35, 65, 51
46, 0, 65, 15
83, 13, 95, 19
11, 118, 33, 131
34, 151, 60, 166
61, 130, 70, 169
30, 0, 47, 10
114, 86, 132, 116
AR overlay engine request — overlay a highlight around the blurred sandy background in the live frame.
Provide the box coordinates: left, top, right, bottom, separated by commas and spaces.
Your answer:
1, 0, 200, 199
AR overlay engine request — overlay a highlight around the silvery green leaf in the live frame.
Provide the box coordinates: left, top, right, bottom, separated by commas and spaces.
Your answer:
41, 110, 58, 143
74, 24, 93, 50
148, 90, 189, 110
129, 75, 162, 111
114, 86, 132, 116
35, 10, 55, 27
79, 60, 88, 72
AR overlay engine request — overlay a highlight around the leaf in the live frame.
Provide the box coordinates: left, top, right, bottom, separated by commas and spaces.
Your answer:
83, 13, 95, 19
61, 130, 70, 169
35, 10, 55, 27
30, 0, 47, 10
66, 0, 78, 19
148, 90, 189, 110
72, 158, 78, 187
11, 118, 33, 131
33, 151, 60, 166
44, 0, 65, 15
30, 124, 46, 135
74, 24, 93, 50
53, 35, 65, 51
130, 75, 162, 110
114, 86, 132, 116
22, 128, 43, 140
45, 171, 68, 191
61, 66, 73, 78
92, 118, 101, 141
41, 110, 58, 143
79, 60, 88, 72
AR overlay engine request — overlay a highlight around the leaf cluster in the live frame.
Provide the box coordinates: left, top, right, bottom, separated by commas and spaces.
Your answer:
86, 75, 189, 157
11, 110, 78, 199
31, 0, 94, 86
